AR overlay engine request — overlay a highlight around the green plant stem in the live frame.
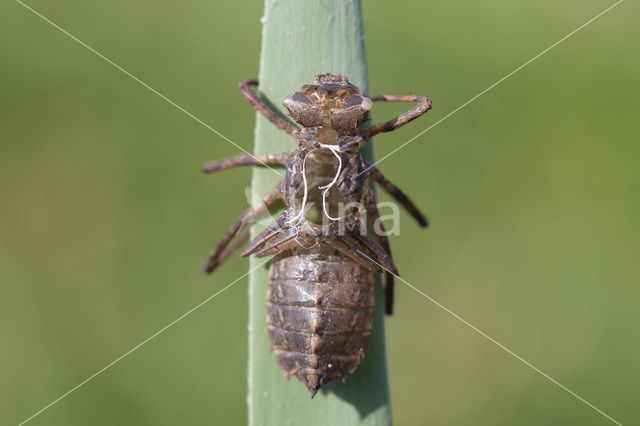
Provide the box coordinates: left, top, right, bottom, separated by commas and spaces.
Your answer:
247, 0, 392, 424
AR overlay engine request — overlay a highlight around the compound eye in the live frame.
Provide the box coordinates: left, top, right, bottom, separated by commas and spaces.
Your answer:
330, 95, 373, 131
290, 91, 313, 104
341, 95, 365, 109
283, 92, 323, 127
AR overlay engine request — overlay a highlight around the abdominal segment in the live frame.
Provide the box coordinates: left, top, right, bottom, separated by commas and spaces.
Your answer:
266, 244, 376, 396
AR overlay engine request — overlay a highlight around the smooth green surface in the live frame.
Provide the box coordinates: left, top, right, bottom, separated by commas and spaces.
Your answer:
248, 0, 391, 425
2, 0, 639, 425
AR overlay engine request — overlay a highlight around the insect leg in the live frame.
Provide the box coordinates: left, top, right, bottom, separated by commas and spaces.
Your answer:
203, 181, 284, 273
202, 152, 289, 173
208, 230, 250, 266
368, 166, 429, 227
366, 193, 396, 315
365, 94, 432, 137
239, 79, 299, 135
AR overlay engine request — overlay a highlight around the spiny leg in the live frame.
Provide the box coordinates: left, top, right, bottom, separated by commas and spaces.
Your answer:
209, 230, 250, 266
366, 94, 432, 137
202, 152, 289, 173
239, 79, 299, 135
368, 165, 428, 227
203, 181, 284, 273
366, 192, 396, 315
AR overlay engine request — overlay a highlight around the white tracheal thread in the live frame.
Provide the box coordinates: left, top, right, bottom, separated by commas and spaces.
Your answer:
286, 144, 343, 248
317, 144, 343, 221
287, 148, 317, 227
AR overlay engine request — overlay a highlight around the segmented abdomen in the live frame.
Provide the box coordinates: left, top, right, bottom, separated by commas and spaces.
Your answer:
266, 244, 375, 396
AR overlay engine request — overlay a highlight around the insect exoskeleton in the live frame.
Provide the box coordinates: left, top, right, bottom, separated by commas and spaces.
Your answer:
202, 73, 432, 396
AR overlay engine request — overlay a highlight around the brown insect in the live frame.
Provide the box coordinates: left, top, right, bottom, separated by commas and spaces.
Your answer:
202, 73, 431, 397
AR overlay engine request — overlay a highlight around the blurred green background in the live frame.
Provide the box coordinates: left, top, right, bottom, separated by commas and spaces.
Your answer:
2, 0, 638, 424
